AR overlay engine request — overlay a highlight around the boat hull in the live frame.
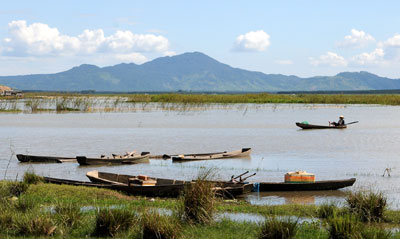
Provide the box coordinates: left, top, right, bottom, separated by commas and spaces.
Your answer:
86, 170, 251, 198
77, 153, 150, 165
17, 154, 76, 163
257, 178, 356, 191
296, 122, 347, 129
172, 148, 251, 162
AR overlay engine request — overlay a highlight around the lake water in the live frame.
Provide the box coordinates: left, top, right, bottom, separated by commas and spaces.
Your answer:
1, 103, 399, 208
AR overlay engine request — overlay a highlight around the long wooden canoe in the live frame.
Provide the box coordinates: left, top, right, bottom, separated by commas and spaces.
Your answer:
17, 154, 76, 163
77, 152, 150, 166
296, 122, 347, 129
43, 176, 114, 189
255, 178, 356, 192
86, 170, 251, 198
171, 148, 251, 162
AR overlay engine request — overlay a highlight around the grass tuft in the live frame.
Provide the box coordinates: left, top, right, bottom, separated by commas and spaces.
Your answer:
54, 202, 82, 228
258, 217, 298, 239
346, 191, 387, 222
14, 212, 57, 236
179, 169, 216, 224
327, 214, 360, 239
93, 208, 137, 237
23, 171, 44, 185
6, 181, 29, 197
142, 210, 182, 239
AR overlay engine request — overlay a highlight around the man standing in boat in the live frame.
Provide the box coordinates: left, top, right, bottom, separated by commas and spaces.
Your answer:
330, 115, 345, 126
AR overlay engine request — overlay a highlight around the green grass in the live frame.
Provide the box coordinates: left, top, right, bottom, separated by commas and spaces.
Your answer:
1, 180, 400, 238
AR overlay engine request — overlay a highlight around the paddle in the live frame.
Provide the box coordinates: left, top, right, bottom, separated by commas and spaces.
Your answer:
345, 121, 359, 125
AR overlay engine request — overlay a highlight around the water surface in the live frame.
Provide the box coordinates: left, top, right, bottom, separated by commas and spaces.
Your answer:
1, 103, 399, 208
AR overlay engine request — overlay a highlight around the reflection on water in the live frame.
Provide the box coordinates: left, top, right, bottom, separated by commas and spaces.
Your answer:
244, 190, 347, 206
1, 103, 400, 208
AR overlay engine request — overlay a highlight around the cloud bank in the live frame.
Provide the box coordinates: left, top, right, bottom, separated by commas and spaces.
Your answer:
233, 30, 270, 52
1, 20, 174, 63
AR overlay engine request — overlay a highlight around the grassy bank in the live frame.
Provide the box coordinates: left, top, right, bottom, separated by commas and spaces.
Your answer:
1, 177, 400, 239
20, 92, 400, 105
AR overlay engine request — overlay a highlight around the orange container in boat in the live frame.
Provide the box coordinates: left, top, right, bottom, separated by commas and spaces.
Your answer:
138, 175, 149, 180
284, 171, 315, 183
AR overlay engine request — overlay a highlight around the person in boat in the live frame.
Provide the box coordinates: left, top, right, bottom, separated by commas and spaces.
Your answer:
330, 115, 345, 126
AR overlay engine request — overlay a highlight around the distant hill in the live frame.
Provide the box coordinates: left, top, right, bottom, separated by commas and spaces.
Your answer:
1, 52, 400, 92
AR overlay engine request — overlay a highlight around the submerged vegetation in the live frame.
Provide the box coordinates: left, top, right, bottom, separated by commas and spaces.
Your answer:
2, 92, 400, 114
0, 172, 400, 238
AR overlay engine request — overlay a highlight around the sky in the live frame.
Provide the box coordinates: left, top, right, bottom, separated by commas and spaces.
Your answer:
1, 1, 400, 78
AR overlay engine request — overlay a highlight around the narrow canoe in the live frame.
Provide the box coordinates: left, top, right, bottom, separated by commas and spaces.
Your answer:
296, 122, 347, 129
43, 176, 114, 189
76, 152, 150, 166
86, 170, 251, 198
256, 178, 356, 191
17, 154, 76, 163
171, 148, 251, 162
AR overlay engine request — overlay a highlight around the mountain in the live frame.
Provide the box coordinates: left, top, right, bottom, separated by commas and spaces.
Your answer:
1, 52, 400, 92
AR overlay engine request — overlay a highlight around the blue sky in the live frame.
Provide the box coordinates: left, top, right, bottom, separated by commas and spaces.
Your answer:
1, 1, 400, 78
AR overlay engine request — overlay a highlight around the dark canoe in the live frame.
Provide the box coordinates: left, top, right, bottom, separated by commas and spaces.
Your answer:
257, 178, 356, 191
77, 152, 150, 166
43, 176, 114, 189
171, 148, 252, 162
296, 122, 347, 129
86, 170, 251, 198
17, 154, 76, 163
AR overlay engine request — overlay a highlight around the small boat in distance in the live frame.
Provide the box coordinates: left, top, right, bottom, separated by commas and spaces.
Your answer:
17, 154, 76, 163
171, 148, 251, 162
296, 122, 346, 129
296, 121, 359, 130
77, 152, 150, 166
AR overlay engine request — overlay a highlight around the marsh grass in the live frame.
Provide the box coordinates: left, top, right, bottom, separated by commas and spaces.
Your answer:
142, 210, 182, 239
14, 212, 57, 236
54, 202, 82, 228
179, 169, 216, 225
258, 217, 298, 239
93, 207, 137, 237
327, 214, 360, 239
24, 98, 42, 112
13, 196, 36, 212
316, 203, 347, 219
23, 171, 43, 185
6, 181, 29, 197
360, 227, 392, 239
346, 191, 388, 222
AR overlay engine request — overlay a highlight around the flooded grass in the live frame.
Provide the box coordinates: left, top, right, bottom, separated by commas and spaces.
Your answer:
2, 92, 400, 114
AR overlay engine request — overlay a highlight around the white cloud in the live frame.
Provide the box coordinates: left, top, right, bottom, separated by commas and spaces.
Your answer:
351, 48, 384, 66
233, 30, 270, 52
2, 20, 172, 57
309, 52, 348, 67
382, 34, 400, 48
275, 59, 293, 65
336, 29, 375, 48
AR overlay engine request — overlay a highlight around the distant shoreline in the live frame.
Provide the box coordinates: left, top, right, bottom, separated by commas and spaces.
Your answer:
0, 91, 398, 106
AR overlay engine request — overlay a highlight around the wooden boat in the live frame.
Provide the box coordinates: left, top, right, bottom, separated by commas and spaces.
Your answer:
255, 178, 356, 192
17, 154, 76, 163
86, 170, 251, 198
171, 148, 252, 162
76, 152, 150, 165
43, 176, 114, 189
296, 122, 347, 129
